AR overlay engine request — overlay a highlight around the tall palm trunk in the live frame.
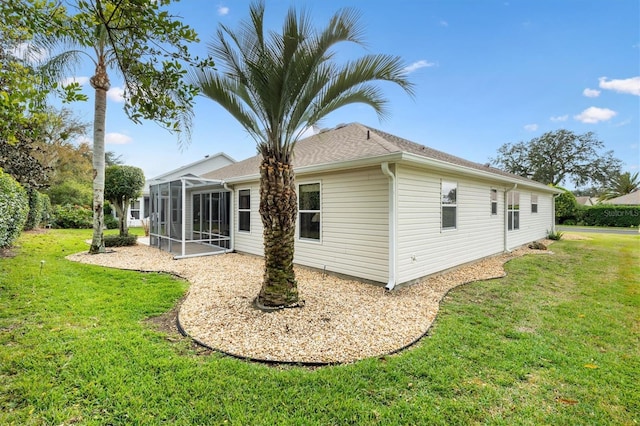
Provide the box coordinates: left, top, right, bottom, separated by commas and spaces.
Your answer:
88, 61, 109, 254
256, 153, 299, 308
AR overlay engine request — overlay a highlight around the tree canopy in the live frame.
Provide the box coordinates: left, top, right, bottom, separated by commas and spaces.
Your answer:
491, 129, 622, 189
104, 165, 145, 237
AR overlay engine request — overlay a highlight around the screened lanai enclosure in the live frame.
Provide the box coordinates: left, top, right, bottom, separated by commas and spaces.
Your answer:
149, 177, 232, 258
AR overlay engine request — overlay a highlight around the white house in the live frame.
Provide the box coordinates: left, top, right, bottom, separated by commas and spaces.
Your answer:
148, 123, 561, 289
125, 152, 235, 227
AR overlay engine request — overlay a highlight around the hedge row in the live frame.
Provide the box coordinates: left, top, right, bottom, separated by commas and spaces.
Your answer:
559, 204, 640, 227
579, 205, 640, 227
0, 168, 29, 249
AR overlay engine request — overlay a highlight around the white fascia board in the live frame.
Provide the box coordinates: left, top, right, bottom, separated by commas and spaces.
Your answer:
220, 153, 404, 184
399, 152, 562, 194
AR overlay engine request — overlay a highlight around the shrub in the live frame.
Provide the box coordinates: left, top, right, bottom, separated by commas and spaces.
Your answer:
580, 205, 640, 228
39, 194, 53, 227
554, 186, 580, 224
0, 168, 29, 248
104, 234, 137, 247
52, 204, 93, 229
47, 180, 92, 207
104, 214, 119, 230
24, 188, 44, 230
547, 230, 563, 240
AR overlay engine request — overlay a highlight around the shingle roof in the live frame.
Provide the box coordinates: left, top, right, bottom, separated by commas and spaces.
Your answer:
601, 190, 640, 205
203, 122, 549, 188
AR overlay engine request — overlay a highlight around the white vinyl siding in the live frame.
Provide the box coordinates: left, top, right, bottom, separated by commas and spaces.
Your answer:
230, 167, 388, 282
506, 191, 553, 248
396, 165, 505, 284
232, 182, 263, 256
293, 167, 389, 283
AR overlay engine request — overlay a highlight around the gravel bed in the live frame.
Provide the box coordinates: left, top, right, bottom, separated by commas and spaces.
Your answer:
67, 242, 553, 364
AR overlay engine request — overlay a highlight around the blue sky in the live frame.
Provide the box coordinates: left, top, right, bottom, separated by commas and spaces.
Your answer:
59, 0, 639, 187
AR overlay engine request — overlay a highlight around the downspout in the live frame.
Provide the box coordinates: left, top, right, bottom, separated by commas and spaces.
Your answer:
381, 162, 397, 290
552, 193, 560, 234
504, 183, 517, 252
223, 181, 234, 252
181, 178, 186, 257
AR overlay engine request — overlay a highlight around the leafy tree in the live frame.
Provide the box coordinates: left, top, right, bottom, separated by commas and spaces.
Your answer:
193, 1, 413, 308
599, 171, 639, 201
104, 165, 144, 237
491, 129, 622, 188
554, 185, 580, 224
24, 0, 212, 254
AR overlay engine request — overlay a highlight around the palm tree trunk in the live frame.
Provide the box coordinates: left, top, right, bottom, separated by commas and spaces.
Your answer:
88, 62, 110, 254
256, 154, 299, 309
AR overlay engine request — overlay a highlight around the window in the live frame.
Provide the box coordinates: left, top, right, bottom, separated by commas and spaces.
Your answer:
129, 199, 141, 219
490, 189, 498, 215
299, 183, 320, 240
531, 194, 538, 214
508, 191, 520, 230
238, 189, 251, 232
441, 181, 457, 229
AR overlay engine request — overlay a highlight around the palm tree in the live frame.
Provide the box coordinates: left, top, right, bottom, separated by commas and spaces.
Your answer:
600, 171, 640, 201
44, 24, 116, 253
192, 1, 413, 309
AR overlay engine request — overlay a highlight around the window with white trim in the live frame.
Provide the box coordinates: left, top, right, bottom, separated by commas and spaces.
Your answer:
441, 181, 457, 230
238, 189, 250, 232
490, 189, 498, 215
508, 191, 520, 230
531, 194, 538, 214
298, 183, 321, 240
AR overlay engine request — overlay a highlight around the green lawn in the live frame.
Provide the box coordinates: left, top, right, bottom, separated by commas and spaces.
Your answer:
1, 230, 638, 425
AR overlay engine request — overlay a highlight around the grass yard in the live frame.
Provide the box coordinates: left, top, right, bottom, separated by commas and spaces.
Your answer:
1, 230, 638, 425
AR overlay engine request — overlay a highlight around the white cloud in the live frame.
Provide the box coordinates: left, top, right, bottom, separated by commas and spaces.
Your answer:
404, 60, 436, 73
582, 88, 600, 98
11, 42, 48, 63
106, 132, 133, 145
61, 76, 90, 87
550, 115, 568, 122
439, 20, 448, 27
524, 124, 538, 131
598, 76, 640, 96
107, 87, 125, 102
217, 5, 229, 16
574, 107, 617, 124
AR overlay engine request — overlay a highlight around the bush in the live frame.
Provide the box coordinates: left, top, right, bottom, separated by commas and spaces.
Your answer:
24, 188, 44, 230
104, 214, 119, 230
547, 229, 563, 240
52, 204, 93, 229
580, 205, 640, 228
39, 194, 53, 227
554, 186, 580, 224
104, 234, 137, 247
0, 168, 29, 248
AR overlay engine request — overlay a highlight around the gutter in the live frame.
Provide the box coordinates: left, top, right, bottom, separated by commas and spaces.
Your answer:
504, 183, 517, 252
381, 162, 397, 290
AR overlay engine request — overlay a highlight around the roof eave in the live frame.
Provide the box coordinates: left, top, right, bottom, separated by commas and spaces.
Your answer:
400, 152, 562, 194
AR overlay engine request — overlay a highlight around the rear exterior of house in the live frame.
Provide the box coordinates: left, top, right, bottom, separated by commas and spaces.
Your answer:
195, 123, 559, 288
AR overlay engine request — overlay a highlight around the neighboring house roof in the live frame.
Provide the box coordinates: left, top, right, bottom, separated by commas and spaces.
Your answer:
576, 196, 598, 206
143, 152, 236, 193
203, 122, 558, 193
601, 190, 640, 205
